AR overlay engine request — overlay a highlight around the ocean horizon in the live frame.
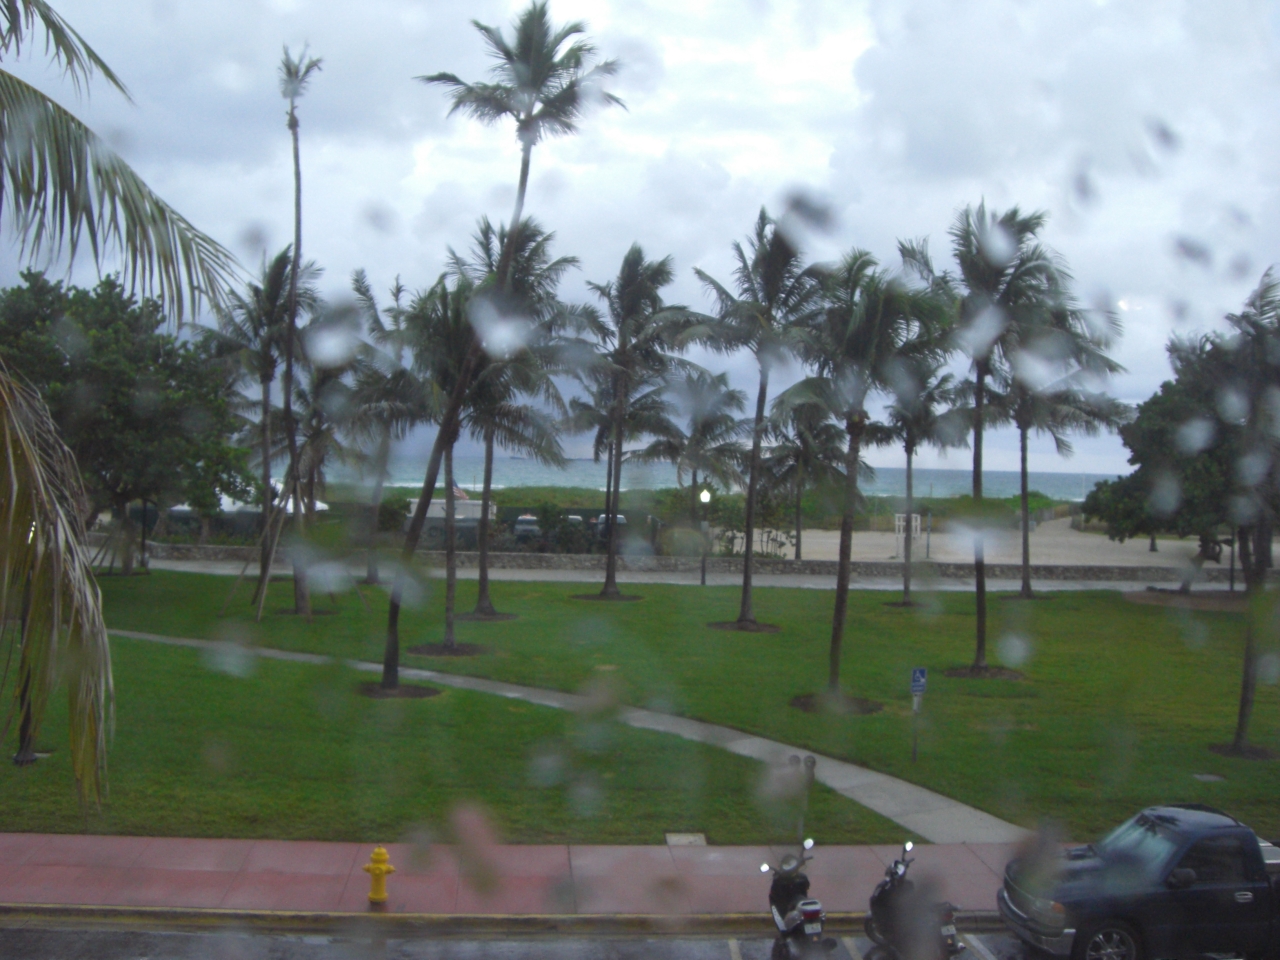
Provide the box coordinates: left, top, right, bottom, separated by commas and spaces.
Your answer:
350, 456, 1116, 502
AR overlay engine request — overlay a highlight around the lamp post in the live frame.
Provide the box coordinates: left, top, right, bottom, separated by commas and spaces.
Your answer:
700, 488, 712, 586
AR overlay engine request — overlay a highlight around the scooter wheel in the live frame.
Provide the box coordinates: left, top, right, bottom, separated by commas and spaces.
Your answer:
771, 938, 790, 960
864, 914, 887, 945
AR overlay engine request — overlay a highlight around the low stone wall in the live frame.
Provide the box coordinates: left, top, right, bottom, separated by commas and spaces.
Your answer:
139, 541, 1259, 583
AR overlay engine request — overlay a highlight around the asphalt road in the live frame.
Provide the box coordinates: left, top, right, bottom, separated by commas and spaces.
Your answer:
0, 928, 1028, 960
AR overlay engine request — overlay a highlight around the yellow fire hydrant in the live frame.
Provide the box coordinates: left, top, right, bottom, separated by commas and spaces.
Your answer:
363, 845, 395, 906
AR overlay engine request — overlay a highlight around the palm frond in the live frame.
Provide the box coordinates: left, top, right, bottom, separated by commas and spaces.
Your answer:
0, 0, 127, 97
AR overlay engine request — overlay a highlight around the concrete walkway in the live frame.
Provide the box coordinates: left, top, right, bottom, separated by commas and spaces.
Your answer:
0, 831, 1017, 918
111, 629, 1027, 846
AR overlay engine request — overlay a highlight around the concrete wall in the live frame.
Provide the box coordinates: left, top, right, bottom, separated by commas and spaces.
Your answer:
139, 541, 1258, 583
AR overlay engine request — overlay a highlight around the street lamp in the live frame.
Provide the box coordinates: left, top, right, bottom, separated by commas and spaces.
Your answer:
699, 489, 712, 586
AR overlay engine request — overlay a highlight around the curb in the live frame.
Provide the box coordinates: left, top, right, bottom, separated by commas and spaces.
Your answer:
0, 903, 1006, 937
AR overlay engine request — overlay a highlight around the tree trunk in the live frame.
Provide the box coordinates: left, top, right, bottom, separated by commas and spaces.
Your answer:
690, 468, 699, 528
737, 369, 770, 625
1149, 533, 1158, 552
13, 578, 34, 764
794, 469, 803, 562
601, 425, 624, 596
601, 439, 614, 551
260, 377, 273, 579
1231, 525, 1263, 751
972, 366, 987, 669
117, 501, 136, 577
829, 420, 862, 691
365, 428, 390, 584
473, 428, 499, 616
284, 106, 310, 618
443, 443, 457, 649
903, 443, 913, 605
1019, 423, 1032, 598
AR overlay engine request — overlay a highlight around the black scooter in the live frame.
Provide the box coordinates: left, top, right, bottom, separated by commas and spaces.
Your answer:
761, 838, 838, 959
865, 841, 966, 960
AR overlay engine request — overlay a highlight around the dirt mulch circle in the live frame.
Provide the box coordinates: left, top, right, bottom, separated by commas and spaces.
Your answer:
455, 611, 518, 622
790, 692, 884, 715
1208, 742, 1277, 761
1124, 590, 1247, 613
272, 608, 339, 616
944, 665, 1026, 680
707, 621, 782, 633
882, 601, 916, 609
357, 682, 440, 699
570, 593, 644, 602
407, 643, 489, 657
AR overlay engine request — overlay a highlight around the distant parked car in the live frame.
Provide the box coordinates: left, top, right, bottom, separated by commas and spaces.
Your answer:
513, 514, 541, 541
999, 804, 1280, 960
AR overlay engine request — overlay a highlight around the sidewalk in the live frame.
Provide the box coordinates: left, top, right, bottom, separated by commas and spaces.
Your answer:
0, 833, 1016, 917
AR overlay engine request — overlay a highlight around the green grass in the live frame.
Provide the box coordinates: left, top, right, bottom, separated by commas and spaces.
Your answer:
0, 637, 902, 844
94, 571, 1280, 842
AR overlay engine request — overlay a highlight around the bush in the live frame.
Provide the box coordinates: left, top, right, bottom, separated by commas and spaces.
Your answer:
378, 493, 411, 532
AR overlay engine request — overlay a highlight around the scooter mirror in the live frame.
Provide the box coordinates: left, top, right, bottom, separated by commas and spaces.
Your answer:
903, 841, 914, 852
760, 863, 770, 873
803, 838, 814, 850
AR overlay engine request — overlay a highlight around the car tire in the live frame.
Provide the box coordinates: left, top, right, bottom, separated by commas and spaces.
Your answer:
1073, 920, 1143, 960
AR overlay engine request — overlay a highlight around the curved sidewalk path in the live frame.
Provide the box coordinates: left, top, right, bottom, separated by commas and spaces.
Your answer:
111, 629, 1027, 846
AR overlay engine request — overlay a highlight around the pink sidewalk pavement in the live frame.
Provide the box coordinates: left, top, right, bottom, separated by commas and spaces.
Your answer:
0, 834, 1015, 916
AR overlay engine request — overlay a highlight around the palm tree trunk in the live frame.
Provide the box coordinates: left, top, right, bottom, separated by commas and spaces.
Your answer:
284, 105, 310, 618
903, 443, 913, 605
829, 420, 862, 692
602, 441, 614, 544
795, 469, 803, 562
1232, 525, 1262, 751
972, 366, 987, 669
365, 428, 390, 584
444, 443, 457, 649
1019, 423, 1032, 598
260, 377, 273, 582
601, 425, 624, 597
737, 369, 770, 625
494, 140, 535, 286
690, 469, 699, 528
473, 428, 499, 616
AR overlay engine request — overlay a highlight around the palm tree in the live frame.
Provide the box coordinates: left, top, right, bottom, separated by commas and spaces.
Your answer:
0, 366, 110, 801
349, 272, 431, 585
881, 362, 967, 604
420, 1, 622, 270
383, 5, 622, 689
0, 2, 236, 320
588, 244, 694, 598
779, 249, 945, 693
635, 369, 747, 530
278, 45, 322, 618
932, 203, 1068, 670
694, 208, 822, 629
763, 402, 846, 562
451, 217, 579, 618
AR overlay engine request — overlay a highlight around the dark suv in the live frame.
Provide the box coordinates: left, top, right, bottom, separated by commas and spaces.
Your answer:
999, 805, 1280, 960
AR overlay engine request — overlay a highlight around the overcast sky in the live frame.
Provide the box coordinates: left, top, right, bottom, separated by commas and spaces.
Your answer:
8, 0, 1280, 476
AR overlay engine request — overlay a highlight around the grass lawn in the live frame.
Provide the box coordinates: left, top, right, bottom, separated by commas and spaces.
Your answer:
93, 570, 1280, 841
0, 636, 903, 844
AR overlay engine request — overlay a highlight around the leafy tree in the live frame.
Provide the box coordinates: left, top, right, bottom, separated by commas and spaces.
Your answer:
0, 1, 235, 319
694, 208, 821, 628
383, 3, 622, 689
0, 273, 252, 576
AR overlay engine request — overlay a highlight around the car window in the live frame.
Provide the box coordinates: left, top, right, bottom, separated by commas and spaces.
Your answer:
1098, 816, 1180, 872
1177, 836, 1247, 885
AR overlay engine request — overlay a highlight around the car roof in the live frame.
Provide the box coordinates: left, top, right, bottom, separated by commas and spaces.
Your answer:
1140, 804, 1242, 834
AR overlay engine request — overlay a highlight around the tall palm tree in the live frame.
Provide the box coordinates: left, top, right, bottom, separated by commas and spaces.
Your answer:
762, 402, 845, 562
588, 244, 693, 598
779, 249, 945, 693
635, 369, 747, 530
0, 366, 110, 801
694, 208, 822, 629
277, 45, 322, 618
384, 5, 621, 689
881, 362, 967, 604
0, 2, 236, 320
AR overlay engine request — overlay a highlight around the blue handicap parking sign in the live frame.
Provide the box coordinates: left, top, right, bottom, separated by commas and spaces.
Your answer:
911, 668, 927, 694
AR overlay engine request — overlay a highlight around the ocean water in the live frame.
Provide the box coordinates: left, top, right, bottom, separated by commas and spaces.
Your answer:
375, 456, 1113, 502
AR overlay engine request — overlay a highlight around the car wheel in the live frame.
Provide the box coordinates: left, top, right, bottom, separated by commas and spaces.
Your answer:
1075, 920, 1142, 960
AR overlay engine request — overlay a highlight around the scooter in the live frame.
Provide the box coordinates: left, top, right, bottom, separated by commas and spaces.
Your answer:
760, 838, 838, 959
865, 841, 966, 960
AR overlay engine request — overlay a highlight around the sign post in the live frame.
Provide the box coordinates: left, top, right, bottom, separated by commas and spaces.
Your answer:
910, 668, 927, 762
